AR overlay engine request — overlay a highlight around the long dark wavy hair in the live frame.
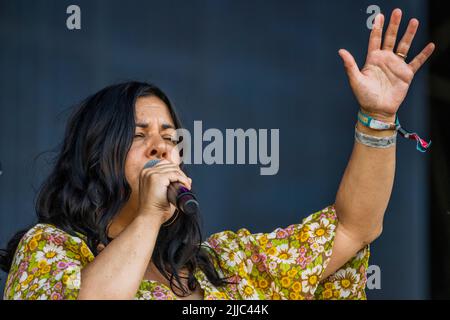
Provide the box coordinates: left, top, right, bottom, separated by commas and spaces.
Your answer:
0, 81, 234, 297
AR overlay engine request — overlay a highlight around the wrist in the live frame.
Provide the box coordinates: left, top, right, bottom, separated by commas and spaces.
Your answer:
135, 210, 165, 229
357, 108, 397, 137
359, 108, 397, 123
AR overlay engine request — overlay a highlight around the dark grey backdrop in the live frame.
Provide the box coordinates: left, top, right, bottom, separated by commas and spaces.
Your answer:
0, 0, 431, 299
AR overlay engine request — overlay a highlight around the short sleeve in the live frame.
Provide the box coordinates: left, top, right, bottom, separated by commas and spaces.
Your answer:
3, 224, 94, 300
203, 204, 370, 300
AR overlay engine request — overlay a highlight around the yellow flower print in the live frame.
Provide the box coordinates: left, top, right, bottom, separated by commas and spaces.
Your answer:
23, 275, 34, 286
281, 276, 291, 288
35, 243, 65, 264
292, 281, 302, 293
273, 243, 299, 264
258, 279, 269, 289
290, 292, 305, 300
309, 218, 335, 245
333, 267, 361, 298
259, 235, 268, 246
28, 239, 38, 251
270, 282, 286, 300
212, 291, 227, 299
46, 251, 56, 259
29, 284, 38, 292
309, 275, 318, 286
65, 244, 80, 253
301, 265, 322, 295
266, 247, 277, 256
223, 250, 244, 268
323, 289, 333, 299
300, 231, 310, 242
310, 242, 324, 253
244, 286, 253, 295
287, 269, 298, 278
37, 260, 48, 269
333, 290, 341, 299
32, 233, 42, 242
239, 279, 259, 299
341, 279, 351, 288
324, 282, 334, 290
315, 228, 325, 237
80, 245, 91, 257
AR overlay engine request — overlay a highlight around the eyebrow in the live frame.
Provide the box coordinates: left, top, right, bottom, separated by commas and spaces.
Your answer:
135, 122, 175, 130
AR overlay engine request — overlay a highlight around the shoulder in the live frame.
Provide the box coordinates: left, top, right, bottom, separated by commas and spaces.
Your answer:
203, 228, 253, 251
203, 205, 338, 252
4, 223, 90, 300
14, 223, 93, 266
23, 223, 82, 240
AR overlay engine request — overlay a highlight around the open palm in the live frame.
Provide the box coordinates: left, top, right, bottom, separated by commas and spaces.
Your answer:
339, 9, 435, 121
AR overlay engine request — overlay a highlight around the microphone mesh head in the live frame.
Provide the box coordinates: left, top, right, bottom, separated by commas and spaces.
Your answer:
143, 159, 161, 169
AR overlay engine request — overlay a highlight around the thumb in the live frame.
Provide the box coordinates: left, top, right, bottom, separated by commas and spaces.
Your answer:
338, 49, 361, 82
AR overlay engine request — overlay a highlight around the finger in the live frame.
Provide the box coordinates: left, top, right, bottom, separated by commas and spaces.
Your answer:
408, 42, 435, 73
382, 8, 402, 51
164, 168, 191, 181
167, 171, 192, 189
368, 13, 385, 53
150, 159, 172, 167
338, 49, 361, 82
177, 170, 192, 187
146, 166, 188, 177
149, 168, 192, 188
396, 18, 419, 56
146, 163, 179, 171
142, 161, 178, 172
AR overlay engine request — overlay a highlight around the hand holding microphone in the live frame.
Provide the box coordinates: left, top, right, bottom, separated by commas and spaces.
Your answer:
137, 159, 199, 226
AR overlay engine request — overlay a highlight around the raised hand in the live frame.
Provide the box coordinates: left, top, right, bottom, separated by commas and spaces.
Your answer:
338, 8, 435, 122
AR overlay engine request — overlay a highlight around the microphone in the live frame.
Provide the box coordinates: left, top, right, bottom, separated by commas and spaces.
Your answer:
143, 159, 199, 215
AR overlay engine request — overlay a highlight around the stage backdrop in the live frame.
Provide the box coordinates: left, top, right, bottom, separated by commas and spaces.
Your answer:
0, 0, 431, 299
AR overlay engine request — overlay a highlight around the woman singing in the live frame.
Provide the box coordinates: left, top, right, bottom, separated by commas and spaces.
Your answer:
0, 8, 434, 300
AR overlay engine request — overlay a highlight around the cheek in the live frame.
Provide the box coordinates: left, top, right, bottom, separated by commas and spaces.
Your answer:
170, 145, 182, 165
173, 150, 182, 165
124, 154, 141, 190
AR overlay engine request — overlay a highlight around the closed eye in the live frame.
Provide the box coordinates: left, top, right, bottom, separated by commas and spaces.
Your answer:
134, 134, 177, 143
163, 136, 178, 144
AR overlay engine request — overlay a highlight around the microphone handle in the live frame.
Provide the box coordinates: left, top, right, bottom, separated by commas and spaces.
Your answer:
168, 182, 199, 215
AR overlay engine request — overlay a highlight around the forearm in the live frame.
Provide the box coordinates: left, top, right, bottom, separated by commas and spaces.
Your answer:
78, 214, 161, 300
335, 114, 396, 243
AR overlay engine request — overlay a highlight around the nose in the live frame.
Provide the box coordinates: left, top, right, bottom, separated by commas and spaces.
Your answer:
146, 135, 168, 159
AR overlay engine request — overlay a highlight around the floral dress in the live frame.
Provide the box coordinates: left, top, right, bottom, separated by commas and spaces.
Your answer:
3, 204, 369, 300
